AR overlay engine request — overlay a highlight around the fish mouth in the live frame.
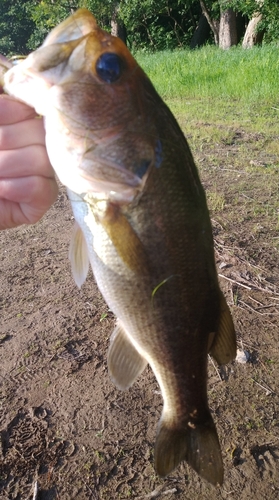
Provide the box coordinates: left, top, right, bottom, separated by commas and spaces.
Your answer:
76, 166, 144, 204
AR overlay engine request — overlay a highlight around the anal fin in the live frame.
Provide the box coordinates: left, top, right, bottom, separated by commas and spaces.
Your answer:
108, 322, 147, 390
209, 291, 236, 365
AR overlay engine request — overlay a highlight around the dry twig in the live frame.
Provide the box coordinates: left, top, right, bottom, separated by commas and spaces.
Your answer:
208, 355, 222, 381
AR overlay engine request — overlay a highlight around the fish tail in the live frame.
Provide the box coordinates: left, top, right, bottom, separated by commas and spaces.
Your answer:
154, 413, 223, 486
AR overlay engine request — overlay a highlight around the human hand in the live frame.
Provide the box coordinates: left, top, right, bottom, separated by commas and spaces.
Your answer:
0, 89, 58, 230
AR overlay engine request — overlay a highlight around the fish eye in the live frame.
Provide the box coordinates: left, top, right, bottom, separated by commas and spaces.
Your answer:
96, 52, 123, 83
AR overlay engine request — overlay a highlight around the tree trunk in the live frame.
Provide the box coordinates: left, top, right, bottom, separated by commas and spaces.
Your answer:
242, 14, 264, 48
219, 8, 237, 49
199, 0, 219, 45
111, 18, 127, 44
190, 14, 211, 49
111, 4, 127, 44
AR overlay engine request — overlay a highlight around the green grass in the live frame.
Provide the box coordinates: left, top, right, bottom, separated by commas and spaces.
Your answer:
134, 46, 279, 134
135, 45, 279, 103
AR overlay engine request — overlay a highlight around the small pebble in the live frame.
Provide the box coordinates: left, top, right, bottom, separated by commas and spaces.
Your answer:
236, 348, 250, 364
219, 262, 228, 269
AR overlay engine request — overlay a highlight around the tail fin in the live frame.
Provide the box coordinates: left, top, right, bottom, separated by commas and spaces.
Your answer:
154, 414, 223, 486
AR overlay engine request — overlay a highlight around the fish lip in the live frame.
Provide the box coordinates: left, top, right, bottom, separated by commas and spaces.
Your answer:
3, 64, 53, 114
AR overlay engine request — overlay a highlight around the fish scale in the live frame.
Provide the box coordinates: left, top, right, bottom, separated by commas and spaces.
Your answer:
3, 9, 236, 485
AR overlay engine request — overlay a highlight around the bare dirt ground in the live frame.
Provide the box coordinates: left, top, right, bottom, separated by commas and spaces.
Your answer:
1, 123, 279, 499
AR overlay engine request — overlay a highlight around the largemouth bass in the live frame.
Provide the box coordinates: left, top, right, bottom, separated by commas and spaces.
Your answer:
4, 9, 236, 485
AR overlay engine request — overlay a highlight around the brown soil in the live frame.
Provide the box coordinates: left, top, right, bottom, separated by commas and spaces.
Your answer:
1, 128, 279, 499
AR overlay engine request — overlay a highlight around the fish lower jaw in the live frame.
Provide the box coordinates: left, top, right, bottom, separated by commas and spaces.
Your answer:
83, 186, 137, 205
57, 170, 138, 204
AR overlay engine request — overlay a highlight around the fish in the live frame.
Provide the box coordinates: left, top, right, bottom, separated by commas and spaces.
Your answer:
3, 9, 236, 485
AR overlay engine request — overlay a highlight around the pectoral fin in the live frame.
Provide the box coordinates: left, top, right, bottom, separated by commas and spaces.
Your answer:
108, 322, 147, 390
69, 221, 89, 288
209, 291, 236, 365
99, 203, 149, 275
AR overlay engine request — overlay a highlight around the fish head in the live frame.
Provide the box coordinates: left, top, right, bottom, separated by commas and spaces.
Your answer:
4, 9, 135, 110
4, 9, 161, 202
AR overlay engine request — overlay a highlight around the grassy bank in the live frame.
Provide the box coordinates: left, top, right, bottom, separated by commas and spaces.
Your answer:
135, 46, 279, 138
136, 45, 279, 103
135, 45, 279, 244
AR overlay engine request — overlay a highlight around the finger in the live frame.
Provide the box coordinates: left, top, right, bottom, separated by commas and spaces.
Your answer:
0, 94, 37, 124
0, 144, 53, 178
0, 55, 12, 91
0, 54, 12, 71
0, 175, 58, 205
0, 54, 11, 64
0, 116, 46, 150
0, 175, 58, 227
0, 199, 26, 229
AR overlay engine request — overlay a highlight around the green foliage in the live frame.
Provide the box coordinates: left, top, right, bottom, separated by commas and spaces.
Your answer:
258, 1, 279, 43
27, 0, 108, 49
27, 1, 75, 50
222, 0, 256, 17
27, 1, 122, 50
120, 0, 199, 51
0, 0, 35, 55
0, 0, 279, 56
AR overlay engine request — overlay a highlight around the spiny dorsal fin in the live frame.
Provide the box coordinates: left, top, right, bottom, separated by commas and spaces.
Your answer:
69, 221, 89, 288
209, 291, 236, 365
108, 322, 147, 390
